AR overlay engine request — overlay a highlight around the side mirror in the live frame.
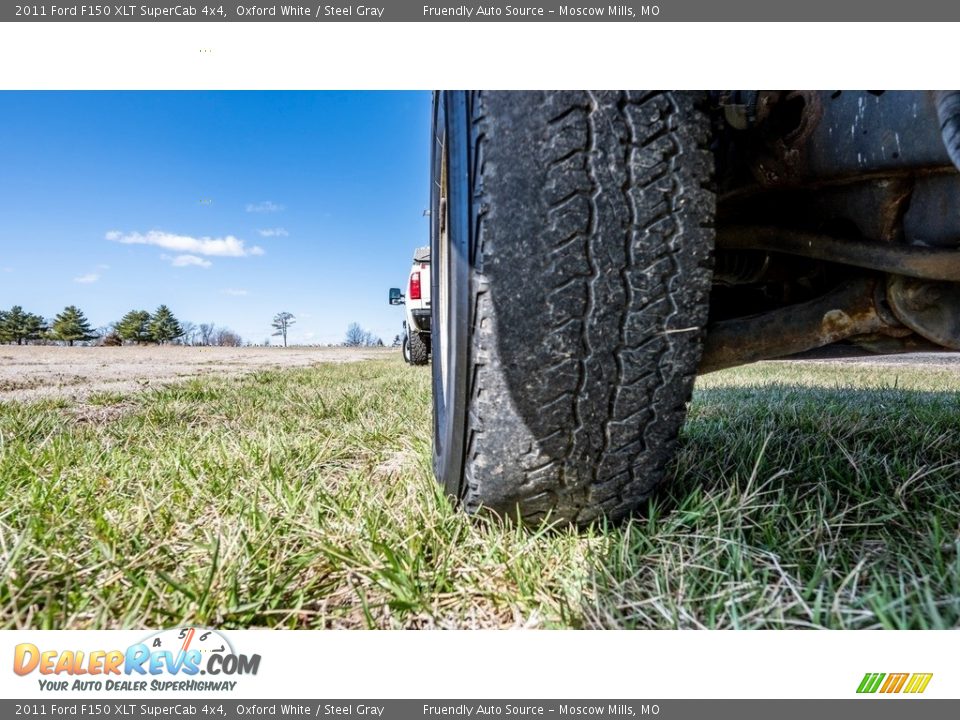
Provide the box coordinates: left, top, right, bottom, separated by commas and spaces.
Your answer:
389, 288, 405, 305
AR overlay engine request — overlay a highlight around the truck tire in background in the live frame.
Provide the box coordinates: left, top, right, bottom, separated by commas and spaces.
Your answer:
431, 91, 716, 526
408, 331, 430, 366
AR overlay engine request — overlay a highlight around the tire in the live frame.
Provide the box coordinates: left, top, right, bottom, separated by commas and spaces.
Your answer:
402, 334, 411, 364
431, 91, 715, 526
408, 330, 430, 366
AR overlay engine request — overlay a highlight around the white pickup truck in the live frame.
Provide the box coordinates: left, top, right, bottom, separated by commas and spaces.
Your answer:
389, 246, 431, 365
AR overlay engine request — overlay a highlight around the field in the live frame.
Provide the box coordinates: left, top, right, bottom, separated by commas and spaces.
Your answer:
1, 347, 959, 629
0, 346, 392, 403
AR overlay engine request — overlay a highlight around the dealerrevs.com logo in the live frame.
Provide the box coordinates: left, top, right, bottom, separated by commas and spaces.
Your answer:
857, 673, 933, 695
13, 627, 260, 692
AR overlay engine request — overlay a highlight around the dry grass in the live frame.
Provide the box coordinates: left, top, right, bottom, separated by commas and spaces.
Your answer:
1, 357, 958, 629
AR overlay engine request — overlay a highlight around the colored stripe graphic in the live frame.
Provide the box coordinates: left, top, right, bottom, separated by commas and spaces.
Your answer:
857, 673, 885, 693
881, 673, 909, 693
857, 672, 932, 694
904, 673, 934, 694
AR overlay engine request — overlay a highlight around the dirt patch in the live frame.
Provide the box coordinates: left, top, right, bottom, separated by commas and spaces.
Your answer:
0, 377, 46, 392
374, 450, 417, 478
788, 350, 960, 369
71, 401, 137, 425
0, 346, 395, 403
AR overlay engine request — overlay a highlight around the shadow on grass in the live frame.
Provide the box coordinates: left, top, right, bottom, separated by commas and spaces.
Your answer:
583, 383, 960, 629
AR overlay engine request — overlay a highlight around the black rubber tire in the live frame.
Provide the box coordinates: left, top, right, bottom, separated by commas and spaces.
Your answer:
408, 330, 430, 366
402, 334, 411, 364
431, 91, 715, 526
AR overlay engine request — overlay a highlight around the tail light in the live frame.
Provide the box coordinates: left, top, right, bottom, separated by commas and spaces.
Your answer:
410, 271, 422, 300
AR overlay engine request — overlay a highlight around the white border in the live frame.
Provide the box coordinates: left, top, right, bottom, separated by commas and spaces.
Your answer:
2, 630, 954, 699
0, 22, 957, 90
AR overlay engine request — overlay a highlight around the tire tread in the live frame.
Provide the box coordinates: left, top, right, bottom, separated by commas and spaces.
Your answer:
459, 91, 714, 525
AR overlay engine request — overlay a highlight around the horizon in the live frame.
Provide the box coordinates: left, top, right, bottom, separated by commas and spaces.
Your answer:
0, 90, 432, 346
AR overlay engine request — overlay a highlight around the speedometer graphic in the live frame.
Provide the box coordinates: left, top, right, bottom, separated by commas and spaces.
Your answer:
140, 627, 235, 659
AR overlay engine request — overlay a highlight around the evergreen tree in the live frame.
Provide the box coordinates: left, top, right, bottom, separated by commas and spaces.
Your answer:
26, 314, 45, 344
50, 305, 96, 346
0, 305, 46, 345
116, 310, 152, 344
149, 305, 183, 344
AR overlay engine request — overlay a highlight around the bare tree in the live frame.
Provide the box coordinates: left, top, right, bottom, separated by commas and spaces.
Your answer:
96, 325, 122, 347
199, 323, 215, 346
272, 311, 296, 347
214, 328, 243, 347
344, 322, 366, 347
344, 323, 382, 347
178, 321, 198, 346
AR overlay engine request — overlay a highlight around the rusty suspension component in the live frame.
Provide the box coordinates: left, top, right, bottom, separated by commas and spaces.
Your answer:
699, 277, 901, 374
886, 275, 960, 350
717, 225, 960, 282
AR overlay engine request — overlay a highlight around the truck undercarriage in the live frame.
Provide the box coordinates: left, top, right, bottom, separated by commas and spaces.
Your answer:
703, 90, 960, 371
428, 90, 960, 524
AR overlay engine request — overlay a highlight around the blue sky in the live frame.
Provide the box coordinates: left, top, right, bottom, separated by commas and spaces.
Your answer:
0, 91, 431, 345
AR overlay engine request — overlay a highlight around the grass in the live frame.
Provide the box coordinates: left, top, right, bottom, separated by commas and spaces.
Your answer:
1, 357, 959, 629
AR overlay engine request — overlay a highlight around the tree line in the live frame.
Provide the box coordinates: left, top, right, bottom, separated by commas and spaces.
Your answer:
0, 304, 244, 347
2, 304, 389, 348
